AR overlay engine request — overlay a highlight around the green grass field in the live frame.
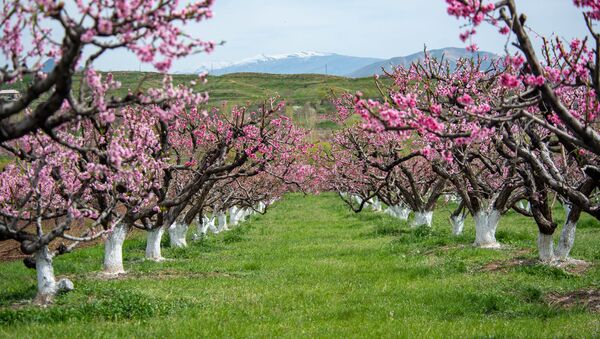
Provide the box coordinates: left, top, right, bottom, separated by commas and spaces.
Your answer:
1, 193, 599, 338
0, 72, 381, 135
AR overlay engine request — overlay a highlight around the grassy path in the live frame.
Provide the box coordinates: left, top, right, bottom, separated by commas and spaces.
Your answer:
1, 193, 599, 337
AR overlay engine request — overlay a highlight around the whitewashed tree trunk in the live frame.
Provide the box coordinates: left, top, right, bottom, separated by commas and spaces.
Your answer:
207, 215, 218, 233
555, 220, 577, 260
352, 195, 362, 207
537, 232, 556, 262
229, 206, 240, 226
385, 205, 411, 220
450, 214, 466, 236
145, 227, 165, 261
395, 206, 411, 221
257, 201, 266, 213
369, 198, 382, 212
411, 211, 433, 228
194, 216, 213, 239
192, 217, 203, 241
34, 245, 74, 305
103, 222, 129, 275
217, 212, 229, 232
168, 222, 188, 248
473, 209, 501, 248
241, 208, 251, 221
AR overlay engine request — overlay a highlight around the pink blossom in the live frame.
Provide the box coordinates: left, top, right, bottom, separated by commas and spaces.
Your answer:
97, 19, 113, 34
457, 93, 473, 105
500, 74, 520, 88
524, 75, 545, 87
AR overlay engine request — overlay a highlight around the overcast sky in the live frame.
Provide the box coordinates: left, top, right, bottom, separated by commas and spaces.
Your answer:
94, 0, 591, 72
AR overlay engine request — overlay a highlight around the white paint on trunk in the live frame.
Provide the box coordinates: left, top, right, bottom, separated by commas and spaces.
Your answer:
537, 232, 556, 262
145, 227, 165, 261
386, 205, 411, 220
562, 203, 572, 218
168, 222, 188, 248
369, 198, 382, 212
34, 246, 74, 305
229, 206, 240, 226
241, 208, 251, 221
473, 209, 501, 248
217, 212, 229, 232
207, 215, 218, 233
257, 201, 266, 213
103, 223, 128, 275
411, 211, 433, 228
194, 216, 215, 239
556, 220, 577, 260
396, 206, 411, 220
450, 214, 466, 236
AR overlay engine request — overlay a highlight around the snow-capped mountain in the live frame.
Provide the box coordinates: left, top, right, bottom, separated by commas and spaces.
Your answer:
200, 52, 383, 76
349, 47, 497, 77
183, 48, 497, 77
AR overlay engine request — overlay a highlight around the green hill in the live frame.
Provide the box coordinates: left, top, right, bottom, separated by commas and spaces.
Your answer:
1, 72, 382, 135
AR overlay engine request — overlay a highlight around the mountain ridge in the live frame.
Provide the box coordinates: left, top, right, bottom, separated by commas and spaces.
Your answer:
199, 52, 383, 77
349, 47, 497, 77
182, 47, 498, 77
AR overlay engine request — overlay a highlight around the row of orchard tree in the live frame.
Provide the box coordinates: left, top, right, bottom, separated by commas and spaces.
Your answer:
2, 0, 600, 306
321, 0, 600, 263
0, 1, 315, 305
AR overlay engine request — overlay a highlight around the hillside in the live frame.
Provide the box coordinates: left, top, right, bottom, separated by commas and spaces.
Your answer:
1, 72, 383, 136
350, 47, 497, 77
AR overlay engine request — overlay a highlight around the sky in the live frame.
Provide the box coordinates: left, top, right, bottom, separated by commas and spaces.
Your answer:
91, 0, 591, 72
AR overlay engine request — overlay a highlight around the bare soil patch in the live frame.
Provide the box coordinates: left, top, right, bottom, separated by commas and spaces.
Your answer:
481, 256, 592, 275
547, 288, 600, 313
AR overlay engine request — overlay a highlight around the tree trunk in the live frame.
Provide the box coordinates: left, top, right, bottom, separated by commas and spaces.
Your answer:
450, 214, 466, 236
386, 205, 410, 220
555, 201, 580, 260
473, 209, 501, 248
168, 222, 188, 248
411, 210, 433, 228
145, 227, 165, 261
257, 201, 266, 213
240, 208, 251, 222
537, 232, 556, 262
34, 245, 74, 305
555, 220, 577, 260
369, 198, 382, 212
229, 206, 240, 226
103, 223, 129, 275
217, 212, 228, 232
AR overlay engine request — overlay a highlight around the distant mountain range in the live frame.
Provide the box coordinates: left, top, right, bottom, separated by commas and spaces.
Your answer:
349, 47, 497, 77
196, 52, 382, 77
189, 48, 497, 78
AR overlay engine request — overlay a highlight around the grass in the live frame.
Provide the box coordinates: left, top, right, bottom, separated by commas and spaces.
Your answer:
0, 72, 379, 141
0, 193, 600, 338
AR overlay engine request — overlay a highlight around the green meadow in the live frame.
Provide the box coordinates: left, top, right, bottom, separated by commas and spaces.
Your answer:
1, 193, 599, 338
